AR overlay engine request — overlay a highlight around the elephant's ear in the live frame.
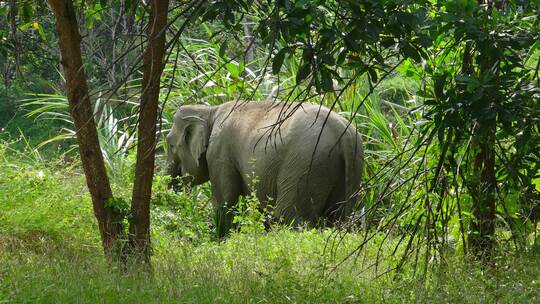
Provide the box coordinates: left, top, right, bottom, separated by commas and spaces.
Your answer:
184, 116, 209, 167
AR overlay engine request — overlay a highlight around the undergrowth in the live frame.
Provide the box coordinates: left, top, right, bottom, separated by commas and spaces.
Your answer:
1, 140, 538, 303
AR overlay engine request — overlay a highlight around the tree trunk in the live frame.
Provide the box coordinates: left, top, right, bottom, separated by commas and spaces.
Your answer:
128, 0, 169, 262
9, 0, 22, 79
243, 16, 255, 64
462, 6, 498, 259
49, 0, 124, 257
469, 127, 497, 259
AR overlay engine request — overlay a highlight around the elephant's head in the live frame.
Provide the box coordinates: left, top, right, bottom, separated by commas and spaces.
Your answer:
166, 105, 212, 189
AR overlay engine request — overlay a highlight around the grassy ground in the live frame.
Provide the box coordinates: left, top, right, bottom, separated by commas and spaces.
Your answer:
1, 141, 539, 303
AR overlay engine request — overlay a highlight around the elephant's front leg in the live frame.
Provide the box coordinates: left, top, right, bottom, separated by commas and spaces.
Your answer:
213, 199, 235, 239
210, 168, 244, 239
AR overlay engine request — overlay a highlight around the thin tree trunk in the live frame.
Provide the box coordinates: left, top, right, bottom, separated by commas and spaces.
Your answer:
461, 9, 498, 258
243, 16, 255, 64
128, 0, 169, 262
466, 6, 498, 257
9, 0, 22, 79
470, 128, 497, 259
49, 0, 124, 257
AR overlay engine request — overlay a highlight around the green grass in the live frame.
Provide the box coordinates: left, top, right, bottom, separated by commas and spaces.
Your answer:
0, 141, 539, 303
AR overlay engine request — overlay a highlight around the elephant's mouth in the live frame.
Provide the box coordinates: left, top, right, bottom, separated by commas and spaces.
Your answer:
167, 161, 183, 191
167, 152, 210, 191
167, 161, 198, 191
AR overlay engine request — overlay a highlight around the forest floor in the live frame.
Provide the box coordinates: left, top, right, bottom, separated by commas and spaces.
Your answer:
1, 142, 539, 303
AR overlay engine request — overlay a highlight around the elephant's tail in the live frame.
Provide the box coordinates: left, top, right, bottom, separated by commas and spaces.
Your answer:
339, 127, 364, 222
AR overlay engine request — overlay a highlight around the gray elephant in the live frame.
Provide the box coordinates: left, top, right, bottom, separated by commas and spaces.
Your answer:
166, 100, 363, 237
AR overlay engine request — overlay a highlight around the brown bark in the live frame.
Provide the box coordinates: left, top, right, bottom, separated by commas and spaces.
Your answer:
467, 14, 498, 258
469, 131, 497, 259
128, 0, 169, 261
461, 3, 498, 259
49, 0, 124, 257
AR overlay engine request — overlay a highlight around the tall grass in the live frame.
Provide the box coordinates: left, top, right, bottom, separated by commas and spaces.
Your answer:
1, 140, 539, 303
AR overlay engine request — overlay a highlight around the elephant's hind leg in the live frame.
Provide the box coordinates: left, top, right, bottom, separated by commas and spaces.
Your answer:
273, 168, 335, 227
323, 177, 349, 225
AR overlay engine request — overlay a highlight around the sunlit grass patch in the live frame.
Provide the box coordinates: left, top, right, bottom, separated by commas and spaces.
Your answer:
2, 228, 538, 303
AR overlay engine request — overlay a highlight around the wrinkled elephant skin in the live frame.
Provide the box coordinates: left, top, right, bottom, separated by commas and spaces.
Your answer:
166, 101, 363, 237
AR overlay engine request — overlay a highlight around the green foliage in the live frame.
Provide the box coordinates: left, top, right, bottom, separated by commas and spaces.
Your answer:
20, 92, 139, 185
226, 168, 274, 236
231, 186, 273, 236
202, 0, 434, 93
160, 27, 272, 110
417, 1, 540, 255
215, 0, 540, 259
151, 175, 214, 243
104, 197, 131, 219
0, 141, 98, 243
1, 142, 539, 303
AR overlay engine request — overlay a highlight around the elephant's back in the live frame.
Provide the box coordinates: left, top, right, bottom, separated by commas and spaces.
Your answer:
214, 99, 361, 166
215, 100, 360, 151
283, 103, 358, 146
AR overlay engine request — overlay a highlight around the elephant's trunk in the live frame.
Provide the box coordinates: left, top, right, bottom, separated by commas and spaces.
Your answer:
167, 161, 182, 191
167, 159, 197, 190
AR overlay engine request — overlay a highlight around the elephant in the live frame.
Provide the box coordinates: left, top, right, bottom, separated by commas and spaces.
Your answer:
166, 100, 363, 237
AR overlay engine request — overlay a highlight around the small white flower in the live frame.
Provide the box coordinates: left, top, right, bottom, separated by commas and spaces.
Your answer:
37, 170, 44, 179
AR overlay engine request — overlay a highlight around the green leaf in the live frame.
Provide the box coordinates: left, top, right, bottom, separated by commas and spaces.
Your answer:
381, 37, 396, 48
401, 43, 421, 63
19, 23, 32, 30
345, 35, 361, 52
93, 4, 103, 20
33, 22, 46, 41
438, 126, 445, 143
337, 48, 348, 65
434, 74, 447, 99
321, 54, 335, 66
219, 40, 228, 58
414, 34, 433, 47
321, 70, 333, 92
368, 67, 378, 83
125, 0, 134, 12
396, 12, 418, 27
104, 197, 130, 215
225, 63, 240, 78
21, 3, 33, 23
86, 16, 94, 29
296, 62, 311, 83
272, 47, 289, 75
